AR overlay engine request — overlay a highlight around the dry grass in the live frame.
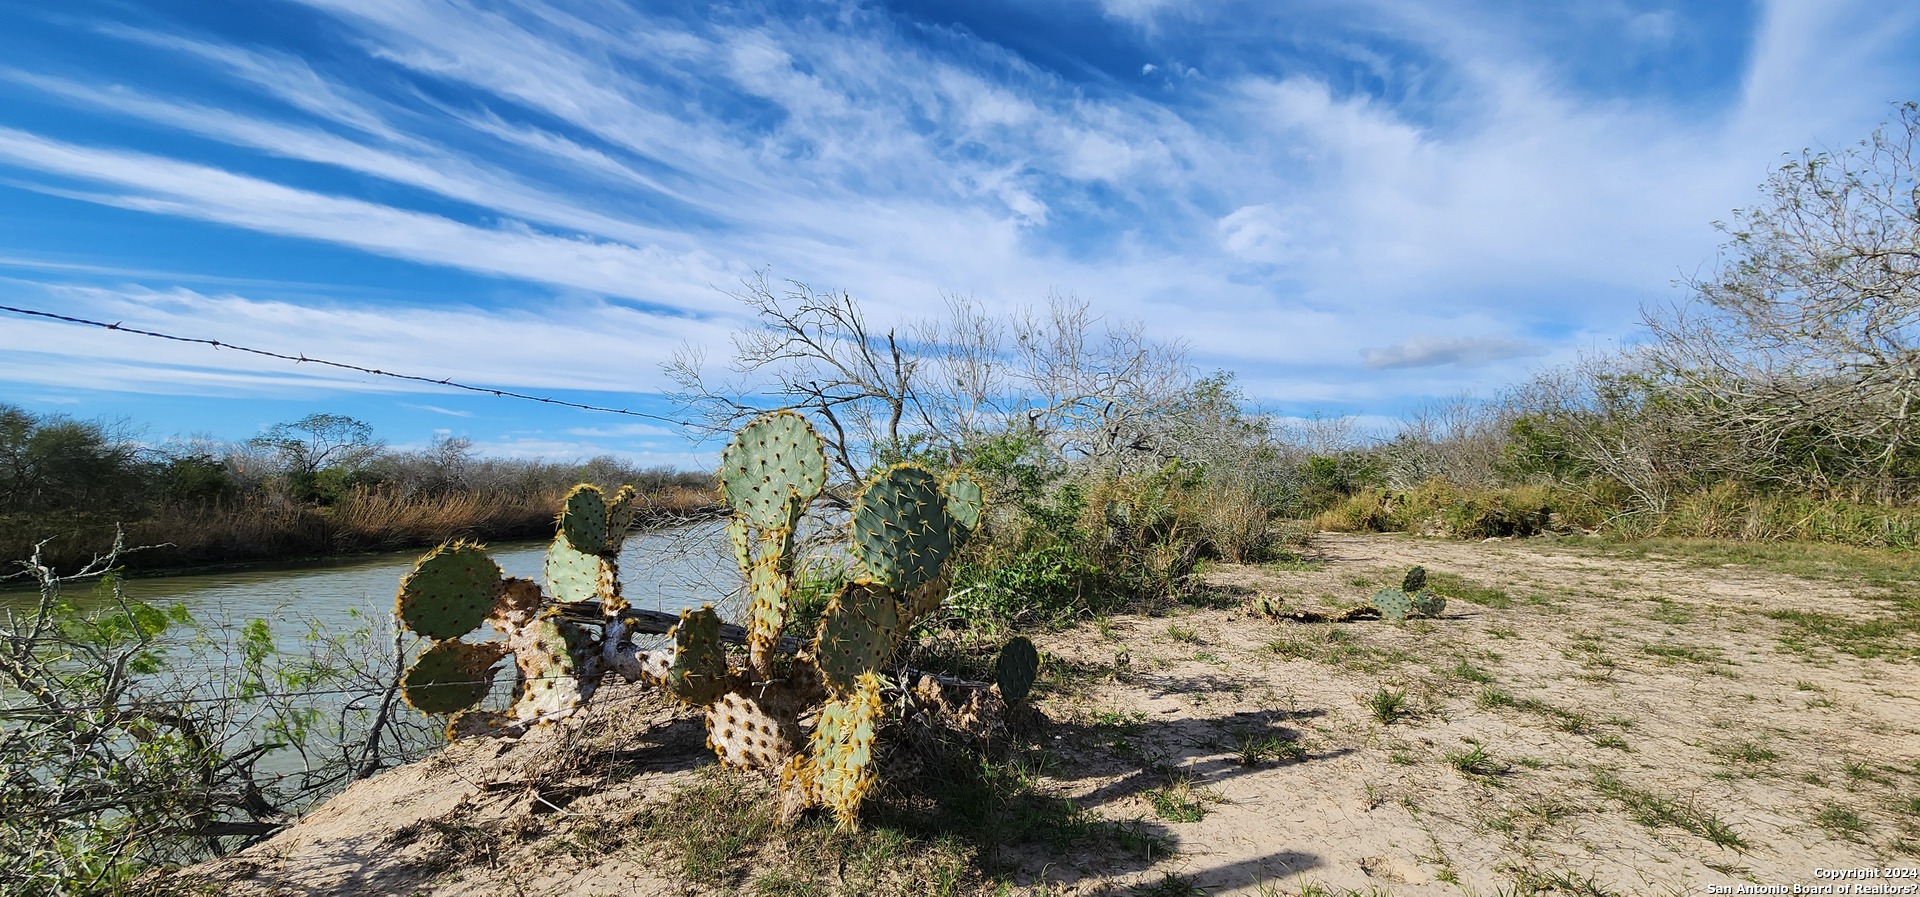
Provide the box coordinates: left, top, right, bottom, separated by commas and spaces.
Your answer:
0, 485, 719, 572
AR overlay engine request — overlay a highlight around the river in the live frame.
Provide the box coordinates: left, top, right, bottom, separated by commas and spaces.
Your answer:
2, 520, 739, 646
0, 522, 741, 780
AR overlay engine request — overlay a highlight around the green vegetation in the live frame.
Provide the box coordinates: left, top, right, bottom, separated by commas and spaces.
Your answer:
0, 541, 436, 896
0, 405, 715, 573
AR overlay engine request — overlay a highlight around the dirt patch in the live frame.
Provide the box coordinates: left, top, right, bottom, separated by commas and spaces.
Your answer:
162, 533, 1920, 895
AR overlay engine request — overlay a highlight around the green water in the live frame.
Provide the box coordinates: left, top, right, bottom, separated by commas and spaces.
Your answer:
2, 520, 737, 642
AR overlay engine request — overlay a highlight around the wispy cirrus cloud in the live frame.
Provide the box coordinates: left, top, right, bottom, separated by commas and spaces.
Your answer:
0, 0, 1913, 436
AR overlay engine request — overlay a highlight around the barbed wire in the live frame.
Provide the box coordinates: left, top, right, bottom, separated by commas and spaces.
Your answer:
0, 303, 692, 426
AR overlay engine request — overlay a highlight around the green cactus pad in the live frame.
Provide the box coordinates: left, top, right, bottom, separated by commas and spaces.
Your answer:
508, 617, 585, 720
666, 606, 731, 706
942, 470, 983, 534
558, 484, 609, 555
850, 464, 956, 592
1372, 587, 1411, 623
719, 411, 827, 529
705, 689, 801, 769
1402, 566, 1428, 593
402, 640, 507, 715
746, 556, 788, 663
606, 485, 638, 551
994, 636, 1040, 705
811, 672, 882, 830
397, 541, 505, 640
726, 514, 753, 578
1410, 590, 1447, 618
816, 583, 902, 694
544, 535, 603, 605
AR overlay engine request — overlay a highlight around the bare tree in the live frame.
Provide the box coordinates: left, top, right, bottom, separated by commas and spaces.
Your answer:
665, 274, 1200, 483
1644, 101, 1920, 495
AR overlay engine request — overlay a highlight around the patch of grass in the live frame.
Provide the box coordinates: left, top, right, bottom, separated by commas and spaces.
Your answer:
1590, 768, 1747, 849
1844, 760, 1893, 787
1816, 806, 1869, 840
1450, 659, 1494, 683
1591, 733, 1633, 752
1446, 742, 1508, 780
1646, 596, 1695, 624
1367, 687, 1409, 724
1574, 536, 1920, 588
1642, 642, 1734, 670
1900, 797, 1920, 817
1264, 625, 1408, 672
1165, 623, 1201, 644
1487, 625, 1519, 640
1424, 571, 1515, 608
1708, 740, 1779, 765
1476, 688, 1589, 733
1130, 873, 1207, 897
1478, 686, 1518, 709
1146, 775, 1220, 823
1232, 732, 1306, 766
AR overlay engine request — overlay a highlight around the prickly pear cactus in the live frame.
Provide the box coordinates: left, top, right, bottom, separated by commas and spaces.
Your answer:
1372, 587, 1411, 623
809, 672, 883, 830
394, 408, 1007, 833
395, 483, 638, 725
1402, 565, 1427, 593
1409, 590, 1446, 618
719, 411, 828, 681
850, 465, 957, 592
719, 410, 828, 529
665, 606, 731, 706
994, 636, 1039, 704
815, 583, 902, 694
401, 640, 508, 714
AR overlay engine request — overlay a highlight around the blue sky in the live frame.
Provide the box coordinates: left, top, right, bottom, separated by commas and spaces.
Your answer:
1, 0, 1916, 468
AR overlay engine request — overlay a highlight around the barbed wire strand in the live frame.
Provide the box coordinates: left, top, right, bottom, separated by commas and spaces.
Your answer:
0, 304, 692, 426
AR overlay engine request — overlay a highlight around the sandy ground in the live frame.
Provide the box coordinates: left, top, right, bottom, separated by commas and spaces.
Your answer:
164, 532, 1920, 896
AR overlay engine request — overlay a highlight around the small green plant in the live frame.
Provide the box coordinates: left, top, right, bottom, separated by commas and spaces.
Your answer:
1234, 733, 1306, 766
1166, 623, 1201, 644
1368, 687, 1409, 724
1816, 806, 1868, 840
1447, 742, 1506, 779
1450, 659, 1493, 683
1146, 776, 1218, 823
1709, 741, 1778, 765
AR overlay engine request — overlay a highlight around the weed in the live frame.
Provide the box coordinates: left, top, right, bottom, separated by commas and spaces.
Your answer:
1478, 686, 1517, 709
1130, 873, 1207, 897
1590, 769, 1747, 849
1448, 743, 1507, 779
1845, 760, 1893, 787
1166, 623, 1201, 644
1146, 775, 1219, 823
1233, 733, 1306, 766
1450, 659, 1493, 683
1424, 571, 1515, 608
1368, 688, 1409, 724
1592, 734, 1633, 752
1708, 741, 1778, 765
1816, 806, 1869, 840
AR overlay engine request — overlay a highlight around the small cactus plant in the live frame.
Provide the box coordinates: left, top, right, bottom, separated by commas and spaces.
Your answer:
392, 409, 998, 831
1371, 566, 1446, 622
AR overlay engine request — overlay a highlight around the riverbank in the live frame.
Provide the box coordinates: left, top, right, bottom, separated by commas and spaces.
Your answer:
157, 531, 1920, 895
0, 485, 723, 575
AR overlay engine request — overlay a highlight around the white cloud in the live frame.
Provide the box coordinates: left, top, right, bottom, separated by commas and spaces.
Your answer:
0, 0, 1914, 422
1360, 335, 1546, 370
